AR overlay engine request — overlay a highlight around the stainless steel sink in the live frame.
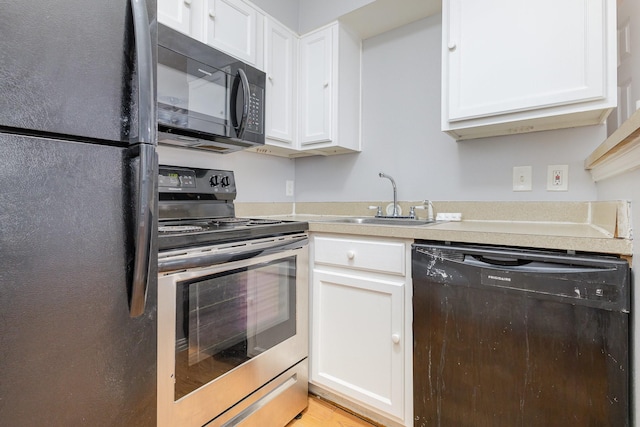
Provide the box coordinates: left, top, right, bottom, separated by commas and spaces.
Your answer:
328, 217, 436, 226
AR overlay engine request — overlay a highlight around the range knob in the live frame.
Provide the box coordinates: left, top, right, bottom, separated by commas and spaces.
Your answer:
220, 176, 231, 188
209, 175, 220, 187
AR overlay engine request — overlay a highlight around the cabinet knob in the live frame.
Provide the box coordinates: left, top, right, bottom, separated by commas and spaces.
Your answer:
268, 75, 273, 81
347, 250, 355, 260
209, 10, 215, 18
448, 42, 457, 51
184, 0, 192, 5
392, 334, 401, 344
323, 82, 329, 88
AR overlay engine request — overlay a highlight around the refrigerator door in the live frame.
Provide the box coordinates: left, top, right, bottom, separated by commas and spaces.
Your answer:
0, 134, 157, 426
0, 0, 156, 145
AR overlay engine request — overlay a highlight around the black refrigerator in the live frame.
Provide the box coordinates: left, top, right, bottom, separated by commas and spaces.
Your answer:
0, 1, 158, 425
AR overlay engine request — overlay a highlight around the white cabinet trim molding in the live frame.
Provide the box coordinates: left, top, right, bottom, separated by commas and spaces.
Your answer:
585, 108, 640, 181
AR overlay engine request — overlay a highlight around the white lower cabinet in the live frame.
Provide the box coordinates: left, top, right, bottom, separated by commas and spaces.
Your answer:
310, 234, 412, 426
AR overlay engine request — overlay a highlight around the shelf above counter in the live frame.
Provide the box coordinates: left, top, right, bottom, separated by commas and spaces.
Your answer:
585, 108, 640, 182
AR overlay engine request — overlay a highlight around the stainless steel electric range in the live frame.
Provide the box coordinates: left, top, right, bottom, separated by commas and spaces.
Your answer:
157, 165, 309, 427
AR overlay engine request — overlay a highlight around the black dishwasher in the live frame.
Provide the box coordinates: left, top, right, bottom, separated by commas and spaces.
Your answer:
412, 242, 630, 427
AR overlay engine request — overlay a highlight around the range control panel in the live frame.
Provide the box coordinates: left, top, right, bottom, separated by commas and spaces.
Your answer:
158, 165, 236, 200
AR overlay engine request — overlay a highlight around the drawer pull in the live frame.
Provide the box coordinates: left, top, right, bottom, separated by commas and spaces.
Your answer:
347, 250, 355, 260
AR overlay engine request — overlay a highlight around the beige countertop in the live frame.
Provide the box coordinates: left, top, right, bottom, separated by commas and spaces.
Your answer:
237, 201, 633, 256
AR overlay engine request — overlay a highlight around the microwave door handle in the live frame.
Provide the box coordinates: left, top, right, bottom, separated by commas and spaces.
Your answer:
232, 68, 251, 138
129, 0, 156, 318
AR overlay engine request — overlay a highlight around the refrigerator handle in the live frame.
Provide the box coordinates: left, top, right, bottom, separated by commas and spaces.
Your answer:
130, 144, 156, 318
131, 0, 156, 145
129, 0, 156, 318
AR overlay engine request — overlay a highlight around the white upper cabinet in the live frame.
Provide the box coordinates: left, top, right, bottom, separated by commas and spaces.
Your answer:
160, 0, 362, 158
298, 22, 362, 155
158, 0, 204, 40
264, 18, 297, 147
299, 26, 334, 145
442, 0, 617, 140
204, 0, 264, 68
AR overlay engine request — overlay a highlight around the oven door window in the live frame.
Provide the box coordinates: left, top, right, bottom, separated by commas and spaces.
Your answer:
174, 256, 296, 400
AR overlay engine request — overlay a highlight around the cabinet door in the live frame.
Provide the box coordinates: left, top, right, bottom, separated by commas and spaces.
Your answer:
311, 269, 405, 419
445, 0, 608, 122
158, 0, 195, 36
204, 0, 263, 66
299, 26, 334, 145
265, 18, 296, 145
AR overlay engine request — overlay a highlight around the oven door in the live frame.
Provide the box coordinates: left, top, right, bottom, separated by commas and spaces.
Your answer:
157, 235, 308, 427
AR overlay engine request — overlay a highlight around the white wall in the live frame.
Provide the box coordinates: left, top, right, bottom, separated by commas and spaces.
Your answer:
158, 145, 296, 202
295, 14, 603, 203
157, 12, 610, 205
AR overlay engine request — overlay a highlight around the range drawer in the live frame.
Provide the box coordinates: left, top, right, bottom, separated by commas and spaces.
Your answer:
313, 235, 406, 275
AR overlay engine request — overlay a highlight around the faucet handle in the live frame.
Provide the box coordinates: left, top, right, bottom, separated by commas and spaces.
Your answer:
409, 205, 424, 218
410, 201, 434, 221
368, 205, 383, 217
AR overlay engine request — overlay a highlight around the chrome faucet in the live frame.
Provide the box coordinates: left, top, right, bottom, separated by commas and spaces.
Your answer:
378, 172, 399, 217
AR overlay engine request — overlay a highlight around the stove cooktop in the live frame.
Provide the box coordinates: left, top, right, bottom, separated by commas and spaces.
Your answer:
157, 165, 308, 251
158, 217, 285, 233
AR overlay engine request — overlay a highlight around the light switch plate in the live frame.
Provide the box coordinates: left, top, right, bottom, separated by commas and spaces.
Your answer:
513, 166, 532, 191
285, 180, 294, 196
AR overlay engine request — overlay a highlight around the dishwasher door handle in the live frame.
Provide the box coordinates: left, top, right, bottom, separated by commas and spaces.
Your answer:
412, 243, 630, 312
470, 255, 531, 267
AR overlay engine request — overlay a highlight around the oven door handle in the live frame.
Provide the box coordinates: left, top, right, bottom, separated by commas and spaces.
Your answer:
158, 236, 308, 273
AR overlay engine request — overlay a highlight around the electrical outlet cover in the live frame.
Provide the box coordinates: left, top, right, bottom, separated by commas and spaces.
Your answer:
547, 165, 568, 191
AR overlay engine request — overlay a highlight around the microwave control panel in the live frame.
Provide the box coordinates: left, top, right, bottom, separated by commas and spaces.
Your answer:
247, 84, 264, 134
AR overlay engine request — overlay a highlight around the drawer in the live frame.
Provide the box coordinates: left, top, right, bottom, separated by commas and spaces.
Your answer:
313, 236, 406, 275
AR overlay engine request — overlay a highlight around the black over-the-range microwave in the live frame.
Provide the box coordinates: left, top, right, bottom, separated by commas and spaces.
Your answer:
157, 23, 265, 154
